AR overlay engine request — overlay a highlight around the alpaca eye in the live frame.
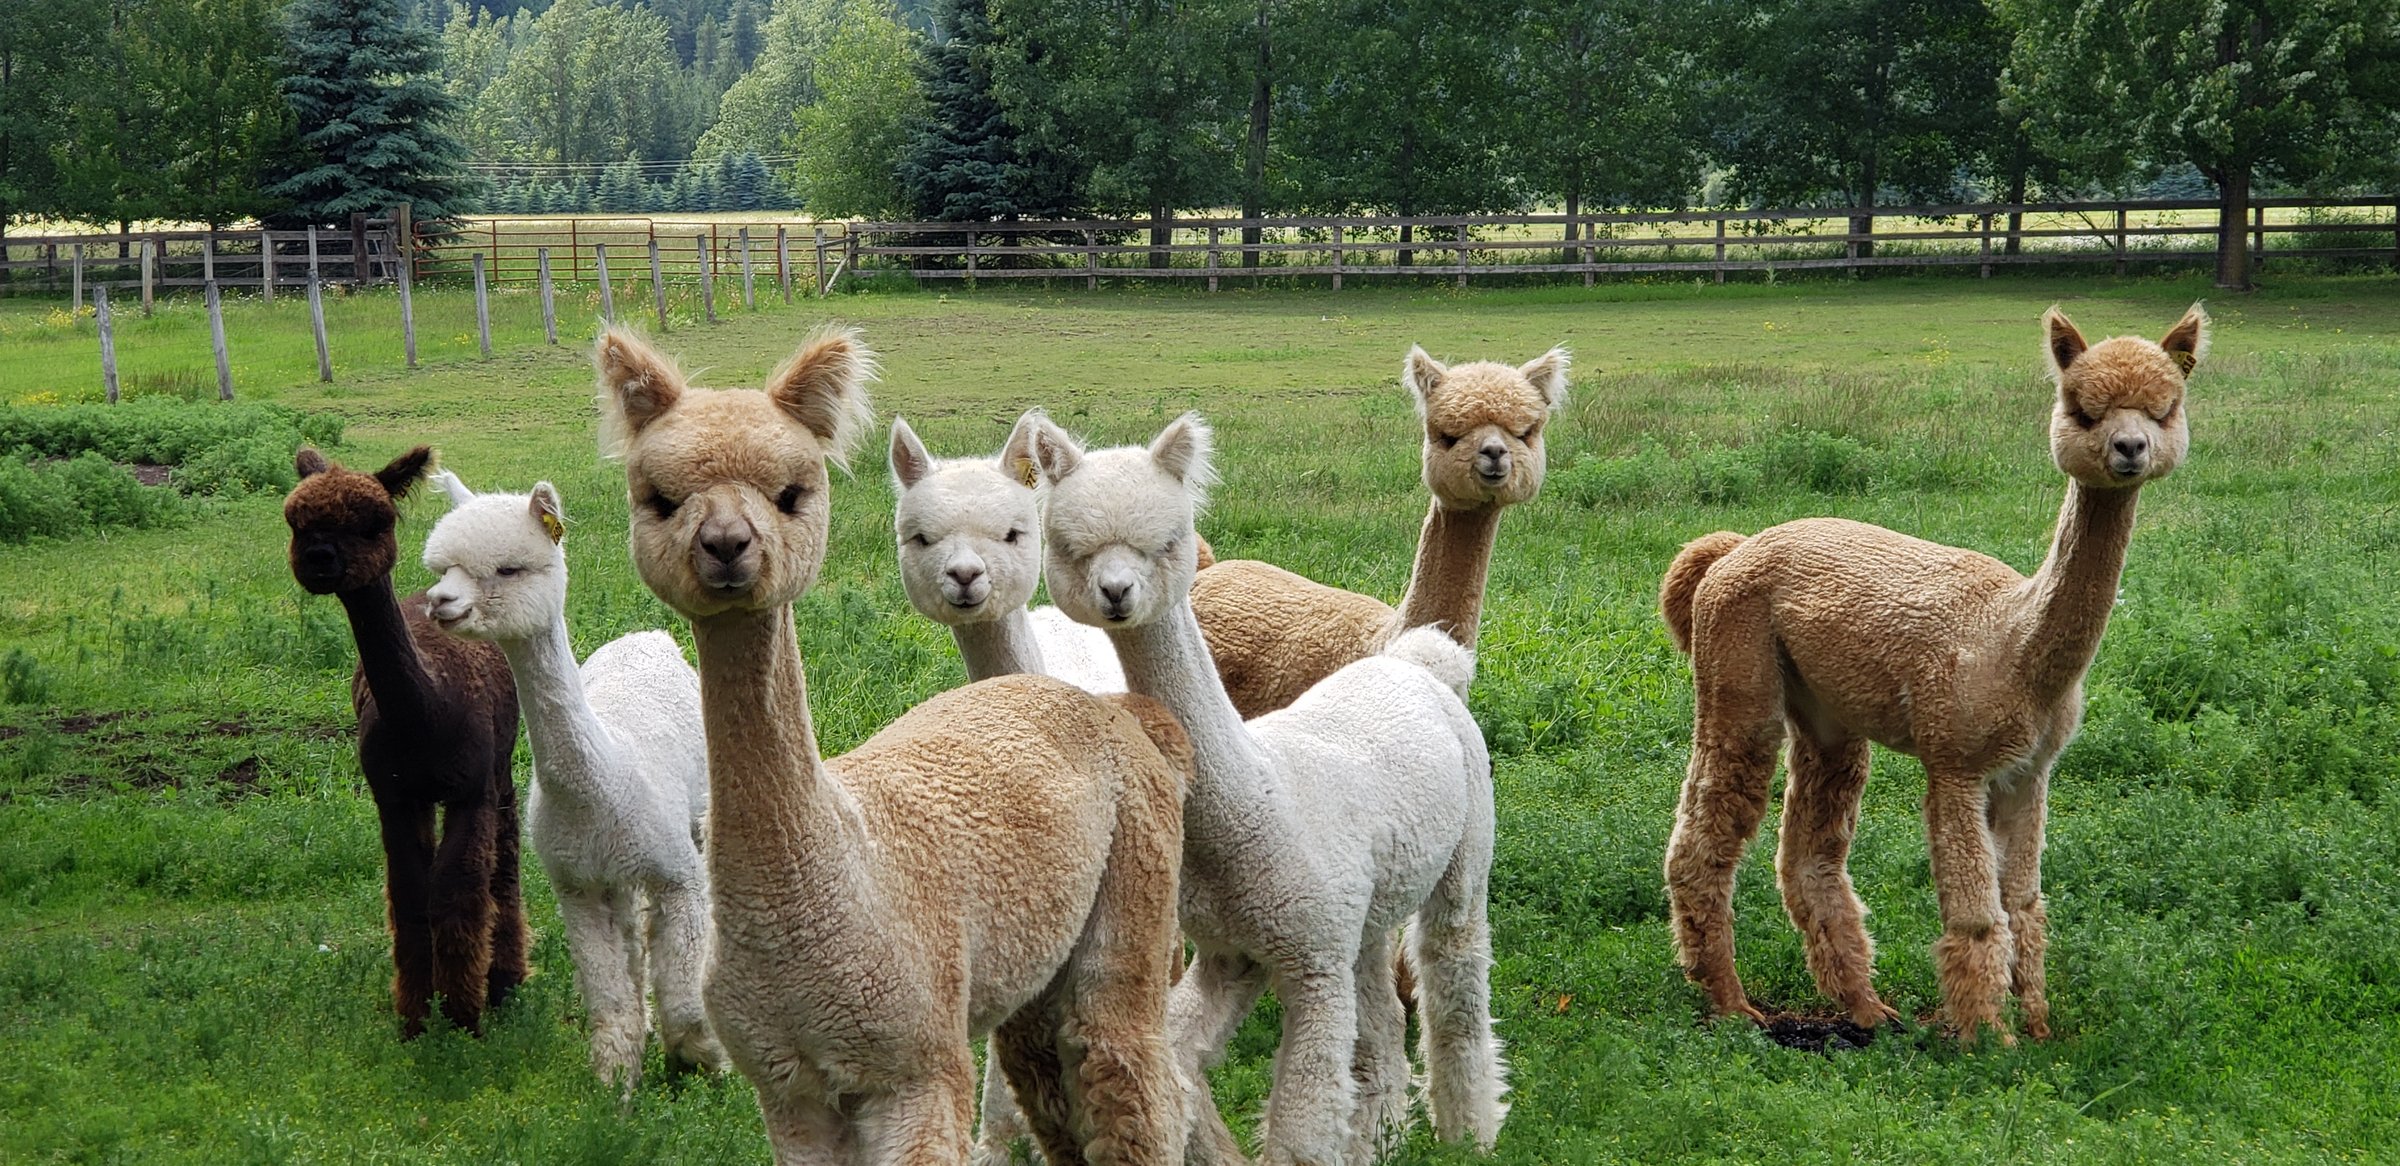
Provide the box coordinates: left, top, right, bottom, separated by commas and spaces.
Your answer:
1437, 434, 1460, 449
648, 493, 681, 519
496, 566, 523, 578
909, 533, 930, 547
2069, 410, 2099, 430
776, 484, 805, 515
1515, 426, 1536, 441
1004, 529, 1024, 544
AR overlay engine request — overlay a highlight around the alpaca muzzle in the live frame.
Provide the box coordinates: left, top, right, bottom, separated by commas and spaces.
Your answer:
693, 514, 760, 592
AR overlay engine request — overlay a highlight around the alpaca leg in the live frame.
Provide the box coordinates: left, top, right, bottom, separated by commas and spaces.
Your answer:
1167, 949, 1269, 1166
1663, 646, 1784, 1024
759, 1087, 851, 1165
376, 799, 439, 1039
1059, 758, 1188, 1166
855, 1052, 976, 1165
559, 884, 647, 1093
1774, 729, 1896, 1028
485, 768, 530, 1005
1923, 775, 2013, 1043
994, 996, 1080, 1166
969, 1050, 1035, 1166
1411, 843, 1506, 1152
1989, 766, 2052, 1040
646, 877, 725, 1073
428, 795, 500, 1034
1343, 930, 1411, 1163
1258, 960, 1361, 1166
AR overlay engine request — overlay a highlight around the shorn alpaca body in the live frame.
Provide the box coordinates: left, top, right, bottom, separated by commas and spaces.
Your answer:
597, 326, 1191, 1165
1028, 413, 1505, 1165
1659, 305, 2206, 1042
284, 446, 528, 1038
1190, 345, 1565, 718
419, 471, 724, 1091
888, 414, 1124, 693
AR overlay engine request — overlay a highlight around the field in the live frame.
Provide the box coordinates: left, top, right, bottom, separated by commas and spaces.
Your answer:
4, 272, 2399, 1163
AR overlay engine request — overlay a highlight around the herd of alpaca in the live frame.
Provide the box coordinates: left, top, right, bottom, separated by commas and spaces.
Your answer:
277, 302, 2205, 1162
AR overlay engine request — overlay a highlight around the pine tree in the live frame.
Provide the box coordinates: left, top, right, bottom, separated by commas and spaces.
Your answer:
898, 0, 1081, 221
274, 0, 481, 223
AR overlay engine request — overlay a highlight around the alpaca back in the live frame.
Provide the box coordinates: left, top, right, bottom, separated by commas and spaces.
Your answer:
527, 630, 709, 876
1028, 604, 1128, 693
579, 630, 708, 826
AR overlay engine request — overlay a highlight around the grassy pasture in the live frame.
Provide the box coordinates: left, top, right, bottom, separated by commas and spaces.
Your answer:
3, 273, 2399, 1163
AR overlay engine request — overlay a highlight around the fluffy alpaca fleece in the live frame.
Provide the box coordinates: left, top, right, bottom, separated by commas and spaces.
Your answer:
284, 446, 527, 1038
1660, 305, 2208, 1044
1028, 412, 1506, 1165
1190, 345, 1566, 719
889, 414, 1124, 693
419, 470, 724, 1091
596, 324, 1192, 1165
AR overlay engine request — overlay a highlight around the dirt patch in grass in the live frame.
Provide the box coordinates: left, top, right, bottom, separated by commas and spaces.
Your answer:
1759, 1011, 1882, 1054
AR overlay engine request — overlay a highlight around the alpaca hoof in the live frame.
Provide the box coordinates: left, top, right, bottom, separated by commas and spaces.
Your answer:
1719, 1000, 1769, 1026
2025, 1017, 2052, 1042
1853, 1000, 1902, 1029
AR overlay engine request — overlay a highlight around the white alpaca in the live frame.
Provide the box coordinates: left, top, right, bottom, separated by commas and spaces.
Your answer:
889, 414, 1124, 693
421, 470, 723, 1092
1027, 413, 1507, 1165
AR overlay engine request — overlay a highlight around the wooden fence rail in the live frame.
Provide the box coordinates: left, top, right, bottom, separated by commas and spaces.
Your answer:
0, 218, 402, 297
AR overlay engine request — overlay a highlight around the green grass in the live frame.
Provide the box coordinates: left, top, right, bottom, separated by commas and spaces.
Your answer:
4, 272, 2399, 1163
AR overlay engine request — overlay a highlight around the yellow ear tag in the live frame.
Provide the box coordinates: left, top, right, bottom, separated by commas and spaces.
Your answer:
1016, 457, 1039, 488
540, 511, 565, 542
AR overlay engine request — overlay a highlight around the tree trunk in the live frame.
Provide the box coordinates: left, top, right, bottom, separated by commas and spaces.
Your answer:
1150, 204, 1171, 272
2215, 166, 2252, 290
1851, 154, 1878, 264
1562, 183, 1581, 264
2005, 166, 2028, 256
1241, 0, 1270, 269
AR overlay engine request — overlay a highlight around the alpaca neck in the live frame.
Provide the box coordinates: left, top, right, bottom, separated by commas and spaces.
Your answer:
2016, 481, 2141, 698
1107, 601, 1278, 838
496, 618, 616, 805
338, 581, 434, 726
687, 605, 883, 942
1393, 500, 1504, 649
950, 607, 1044, 682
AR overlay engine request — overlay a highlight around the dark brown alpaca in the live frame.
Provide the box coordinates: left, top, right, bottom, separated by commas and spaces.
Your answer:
285, 445, 528, 1038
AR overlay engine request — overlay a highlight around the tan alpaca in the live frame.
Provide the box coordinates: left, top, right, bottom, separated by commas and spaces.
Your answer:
1191, 345, 1566, 718
596, 326, 1191, 1164
1659, 304, 2206, 1044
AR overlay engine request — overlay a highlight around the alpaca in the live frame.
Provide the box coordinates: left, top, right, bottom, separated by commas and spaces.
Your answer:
419, 469, 726, 1092
595, 324, 1192, 1165
888, 414, 1124, 693
1026, 412, 1506, 1165
1189, 345, 1566, 719
283, 446, 528, 1038
1658, 304, 2207, 1043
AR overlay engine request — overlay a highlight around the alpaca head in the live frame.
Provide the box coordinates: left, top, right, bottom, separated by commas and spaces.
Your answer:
2042, 304, 2204, 489
889, 413, 1045, 625
1404, 345, 1568, 511
418, 470, 571, 642
1027, 412, 1214, 628
284, 445, 433, 594
596, 325, 875, 618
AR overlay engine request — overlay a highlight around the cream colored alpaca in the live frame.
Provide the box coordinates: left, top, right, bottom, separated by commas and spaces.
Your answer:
596, 325, 1191, 1165
1659, 305, 2207, 1043
1190, 345, 1565, 718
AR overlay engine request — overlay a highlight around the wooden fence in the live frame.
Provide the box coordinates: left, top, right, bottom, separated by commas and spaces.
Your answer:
0, 213, 403, 301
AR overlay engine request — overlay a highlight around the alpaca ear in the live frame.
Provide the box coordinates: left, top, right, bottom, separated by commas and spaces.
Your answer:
1402, 345, 1447, 413
999, 409, 1046, 489
1148, 412, 1218, 499
767, 325, 877, 469
1518, 346, 1570, 411
430, 468, 474, 508
295, 447, 329, 479
596, 328, 684, 452
2160, 302, 2209, 374
2042, 306, 2087, 380
1024, 415, 1085, 486
374, 446, 434, 499
529, 482, 566, 544
889, 417, 935, 489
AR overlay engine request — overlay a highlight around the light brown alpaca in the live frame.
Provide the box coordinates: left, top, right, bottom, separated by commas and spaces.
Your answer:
1190, 345, 1566, 718
597, 326, 1191, 1164
1659, 304, 2207, 1044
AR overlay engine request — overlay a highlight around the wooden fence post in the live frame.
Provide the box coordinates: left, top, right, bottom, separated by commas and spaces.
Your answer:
398, 253, 417, 370
1084, 230, 1097, 291
70, 244, 82, 310
393, 202, 412, 289
777, 225, 792, 303
649, 238, 668, 331
965, 227, 978, 286
1715, 217, 1727, 284
307, 275, 332, 383
537, 247, 557, 344
473, 253, 492, 358
697, 234, 716, 323
1980, 213, 1993, 279
350, 213, 370, 287
740, 226, 756, 309
202, 231, 216, 285
845, 230, 858, 288
307, 225, 321, 283
259, 230, 274, 302
813, 227, 828, 297
206, 281, 232, 400
1206, 225, 1219, 293
2252, 202, 2267, 268
1456, 224, 1470, 289
140, 239, 154, 317
95, 287, 118, 403
2115, 207, 2129, 276
595, 243, 615, 323
2391, 197, 2400, 272
1331, 224, 1344, 291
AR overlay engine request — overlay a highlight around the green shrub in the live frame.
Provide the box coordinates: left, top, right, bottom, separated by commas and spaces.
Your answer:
1554, 425, 1973, 509
0, 400, 340, 489
177, 434, 299, 496
0, 452, 187, 543
0, 456, 80, 541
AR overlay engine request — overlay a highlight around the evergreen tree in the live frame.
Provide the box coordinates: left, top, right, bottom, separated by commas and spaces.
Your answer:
898, 0, 1080, 221
600, 155, 641, 210
542, 178, 570, 213
274, 0, 481, 223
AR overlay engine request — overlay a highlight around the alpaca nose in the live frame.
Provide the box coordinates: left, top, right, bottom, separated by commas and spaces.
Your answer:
2112, 433, 2148, 460
1099, 581, 1133, 615
698, 518, 753, 565
947, 564, 983, 589
1476, 439, 1510, 481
